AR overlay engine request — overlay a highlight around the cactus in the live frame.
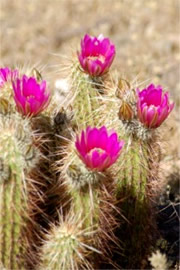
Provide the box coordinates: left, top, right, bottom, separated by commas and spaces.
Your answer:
0, 113, 39, 269
0, 33, 175, 269
99, 78, 162, 268
40, 211, 99, 270
40, 124, 122, 269
0, 67, 52, 269
67, 60, 102, 128
115, 137, 159, 268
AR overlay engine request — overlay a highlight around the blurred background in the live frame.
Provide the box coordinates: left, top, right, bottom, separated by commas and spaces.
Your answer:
0, 0, 180, 180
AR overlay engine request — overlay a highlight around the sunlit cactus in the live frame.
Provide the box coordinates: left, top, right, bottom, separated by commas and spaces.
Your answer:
65, 34, 116, 130
0, 113, 39, 269
101, 78, 173, 268
39, 125, 124, 269
0, 32, 175, 270
40, 212, 99, 270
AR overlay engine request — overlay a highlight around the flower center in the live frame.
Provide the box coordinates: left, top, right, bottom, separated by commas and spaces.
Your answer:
144, 103, 157, 109
89, 147, 106, 155
87, 55, 105, 63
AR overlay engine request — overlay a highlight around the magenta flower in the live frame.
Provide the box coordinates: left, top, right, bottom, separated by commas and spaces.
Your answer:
78, 34, 116, 77
0, 67, 18, 88
137, 84, 174, 128
75, 126, 124, 171
12, 75, 50, 117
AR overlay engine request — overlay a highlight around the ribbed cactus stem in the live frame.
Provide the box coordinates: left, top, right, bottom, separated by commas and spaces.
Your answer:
40, 212, 98, 270
70, 63, 102, 127
0, 114, 39, 269
72, 185, 99, 229
40, 140, 117, 269
99, 77, 161, 268
65, 159, 103, 267
116, 136, 158, 268
67, 152, 118, 263
0, 135, 27, 269
64, 152, 103, 227
117, 138, 148, 198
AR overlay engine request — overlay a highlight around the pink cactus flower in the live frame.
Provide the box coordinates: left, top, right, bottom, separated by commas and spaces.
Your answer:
78, 34, 116, 77
0, 67, 18, 88
75, 126, 124, 171
137, 84, 174, 128
12, 75, 50, 117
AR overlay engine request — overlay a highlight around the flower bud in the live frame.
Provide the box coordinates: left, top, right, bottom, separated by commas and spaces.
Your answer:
118, 101, 134, 121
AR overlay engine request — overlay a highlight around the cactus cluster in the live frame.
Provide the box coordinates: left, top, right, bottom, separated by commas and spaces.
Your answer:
0, 33, 174, 269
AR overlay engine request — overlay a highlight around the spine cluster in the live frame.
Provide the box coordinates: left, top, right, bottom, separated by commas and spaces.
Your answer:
0, 34, 174, 269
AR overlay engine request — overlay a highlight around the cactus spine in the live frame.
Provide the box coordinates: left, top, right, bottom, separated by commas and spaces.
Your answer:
41, 211, 99, 270
0, 113, 39, 269
0, 34, 174, 269
68, 61, 102, 128
103, 79, 160, 268
116, 137, 158, 268
39, 63, 118, 269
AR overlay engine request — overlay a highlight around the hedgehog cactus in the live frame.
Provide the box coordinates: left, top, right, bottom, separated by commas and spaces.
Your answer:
41, 126, 124, 269
0, 33, 175, 269
68, 34, 115, 129
41, 210, 103, 270
104, 79, 174, 268
0, 113, 39, 269
0, 71, 51, 269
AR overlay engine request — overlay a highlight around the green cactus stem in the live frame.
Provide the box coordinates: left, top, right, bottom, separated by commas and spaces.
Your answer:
0, 114, 39, 269
115, 135, 159, 268
0, 161, 26, 269
23, 113, 59, 269
40, 138, 118, 269
102, 78, 160, 268
68, 61, 103, 128
40, 211, 99, 270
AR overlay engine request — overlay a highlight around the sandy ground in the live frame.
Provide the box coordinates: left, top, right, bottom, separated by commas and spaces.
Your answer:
0, 0, 180, 179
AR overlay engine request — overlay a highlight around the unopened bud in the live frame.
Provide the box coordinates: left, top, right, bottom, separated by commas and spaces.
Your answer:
0, 98, 9, 114
116, 78, 131, 99
31, 68, 43, 82
118, 101, 134, 121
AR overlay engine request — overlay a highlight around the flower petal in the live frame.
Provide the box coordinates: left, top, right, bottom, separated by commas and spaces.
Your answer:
137, 84, 174, 128
75, 126, 124, 171
78, 34, 116, 76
